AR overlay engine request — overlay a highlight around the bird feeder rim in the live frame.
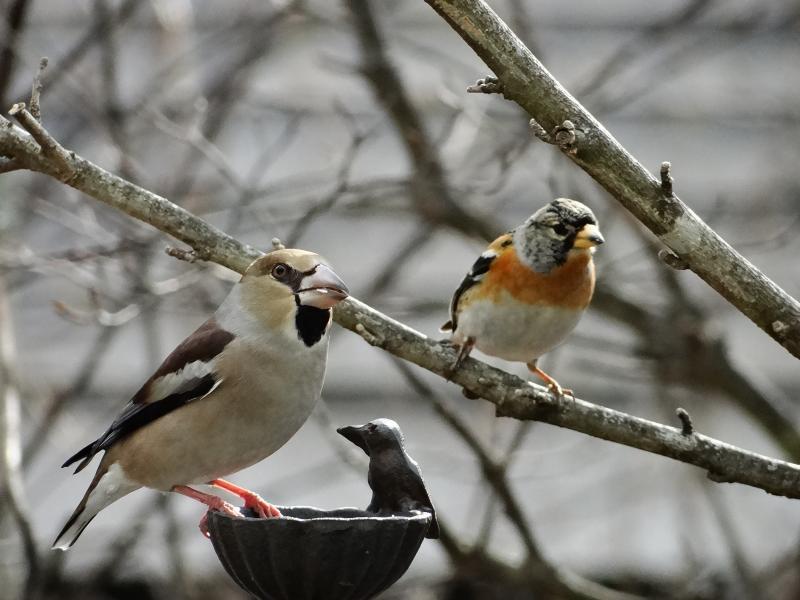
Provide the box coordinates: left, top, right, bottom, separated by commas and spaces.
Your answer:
211, 505, 433, 526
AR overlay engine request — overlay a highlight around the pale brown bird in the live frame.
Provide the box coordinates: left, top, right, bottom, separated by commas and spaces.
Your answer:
54, 249, 349, 550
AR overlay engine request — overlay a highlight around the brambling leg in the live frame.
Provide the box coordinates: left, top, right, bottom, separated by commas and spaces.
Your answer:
526, 363, 573, 398
210, 479, 282, 519
172, 485, 243, 538
448, 337, 476, 377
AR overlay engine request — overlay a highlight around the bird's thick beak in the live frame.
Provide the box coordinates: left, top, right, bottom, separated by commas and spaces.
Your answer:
296, 264, 349, 309
336, 425, 369, 455
573, 223, 605, 249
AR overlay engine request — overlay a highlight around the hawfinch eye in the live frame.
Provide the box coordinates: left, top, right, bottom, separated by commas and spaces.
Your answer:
271, 263, 290, 280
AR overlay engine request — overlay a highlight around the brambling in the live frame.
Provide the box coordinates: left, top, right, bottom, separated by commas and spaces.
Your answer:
53, 249, 349, 550
441, 198, 603, 396
338, 418, 439, 539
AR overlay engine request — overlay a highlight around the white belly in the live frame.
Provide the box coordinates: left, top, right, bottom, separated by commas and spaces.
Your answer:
186, 340, 328, 482
453, 294, 584, 363
118, 337, 329, 490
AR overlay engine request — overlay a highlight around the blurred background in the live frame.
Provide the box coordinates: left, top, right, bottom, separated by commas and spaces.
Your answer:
1, 0, 799, 598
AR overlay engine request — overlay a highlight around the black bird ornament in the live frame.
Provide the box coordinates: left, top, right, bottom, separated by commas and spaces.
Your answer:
337, 418, 439, 539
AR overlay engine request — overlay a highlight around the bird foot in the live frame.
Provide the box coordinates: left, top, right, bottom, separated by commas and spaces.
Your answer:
198, 500, 243, 539
527, 363, 573, 400
241, 492, 282, 519
209, 478, 281, 519
172, 484, 244, 539
546, 381, 574, 400
445, 338, 475, 380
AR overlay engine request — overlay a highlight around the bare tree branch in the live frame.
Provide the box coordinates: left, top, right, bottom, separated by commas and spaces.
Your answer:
346, 0, 499, 242
0, 276, 40, 593
0, 0, 32, 105
392, 359, 642, 600
1, 79, 799, 513
23, 0, 140, 101
0, 120, 260, 273
338, 297, 800, 499
421, 0, 800, 360
28, 57, 46, 122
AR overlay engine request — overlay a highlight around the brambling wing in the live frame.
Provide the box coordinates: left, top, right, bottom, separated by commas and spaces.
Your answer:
442, 233, 513, 332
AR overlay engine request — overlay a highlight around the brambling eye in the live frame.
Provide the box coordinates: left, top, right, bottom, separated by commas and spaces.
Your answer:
552, 223, 569, 236
271, 263, 290, 279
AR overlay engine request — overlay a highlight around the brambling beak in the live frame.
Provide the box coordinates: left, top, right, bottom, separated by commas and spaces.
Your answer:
336, 425, 369, 455
296, 264, 349, 309
573, 223, 605, 249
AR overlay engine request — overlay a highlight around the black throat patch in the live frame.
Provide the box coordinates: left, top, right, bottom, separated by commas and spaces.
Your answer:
295, 304, 331, 347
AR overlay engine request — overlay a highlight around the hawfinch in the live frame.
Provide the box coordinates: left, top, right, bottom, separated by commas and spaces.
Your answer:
442, 198, 604, 395
54, 249, 349, 550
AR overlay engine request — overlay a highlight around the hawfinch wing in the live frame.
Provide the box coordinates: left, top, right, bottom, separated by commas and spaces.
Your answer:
62, 318, 233, 473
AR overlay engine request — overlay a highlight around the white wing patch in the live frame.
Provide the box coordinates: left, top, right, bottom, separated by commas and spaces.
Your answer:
148, 359, 216, 402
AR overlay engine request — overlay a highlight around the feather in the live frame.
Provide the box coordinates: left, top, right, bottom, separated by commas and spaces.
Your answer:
52, 462, 138, 550
61, 318, 234, 472
442, 250, 497, 332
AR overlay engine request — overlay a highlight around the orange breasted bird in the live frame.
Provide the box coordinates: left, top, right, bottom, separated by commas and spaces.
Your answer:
441, 198, 604, 396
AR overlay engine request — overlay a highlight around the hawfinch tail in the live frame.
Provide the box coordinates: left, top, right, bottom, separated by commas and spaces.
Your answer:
54, 249, 348, 550
442, 198, 603, 396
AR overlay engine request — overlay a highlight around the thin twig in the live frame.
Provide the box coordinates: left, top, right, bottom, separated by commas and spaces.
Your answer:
0, 0, 32, 105
676, 408, 694, 436
0, 276, 40, 590
346, 0, 499, 242
1, 70, 800, 502
285, 127, 364, 247
421, 0, 800, 359
467, 75, 504, 95
392, 358, 541, 557
25, 0, 140, 100
165, 246, 201, 264
28, 57, 47, 122
392, 357, 640, 600
9, 103, 75, 179
660, 161, 674, 196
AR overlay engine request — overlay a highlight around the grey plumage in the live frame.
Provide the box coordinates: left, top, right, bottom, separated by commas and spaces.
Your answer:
513, 198, 599, 273
337, 419, 439, 539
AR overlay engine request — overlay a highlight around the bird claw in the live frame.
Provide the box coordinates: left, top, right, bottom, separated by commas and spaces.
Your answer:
199, 514, 211, 538
208, 479, 281, 519
527, 362, 574, 400
242, 492, 282, 519
546, 381, 574, 400
446, 338, 475, 380
198, 501, 243, 538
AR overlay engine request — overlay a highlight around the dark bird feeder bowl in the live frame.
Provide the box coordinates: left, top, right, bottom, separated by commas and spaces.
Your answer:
207, 506, 433, 600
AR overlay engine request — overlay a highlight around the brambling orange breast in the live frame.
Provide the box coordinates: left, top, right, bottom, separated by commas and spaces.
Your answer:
441, 198, 603, 395
54, 248, 349, 550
